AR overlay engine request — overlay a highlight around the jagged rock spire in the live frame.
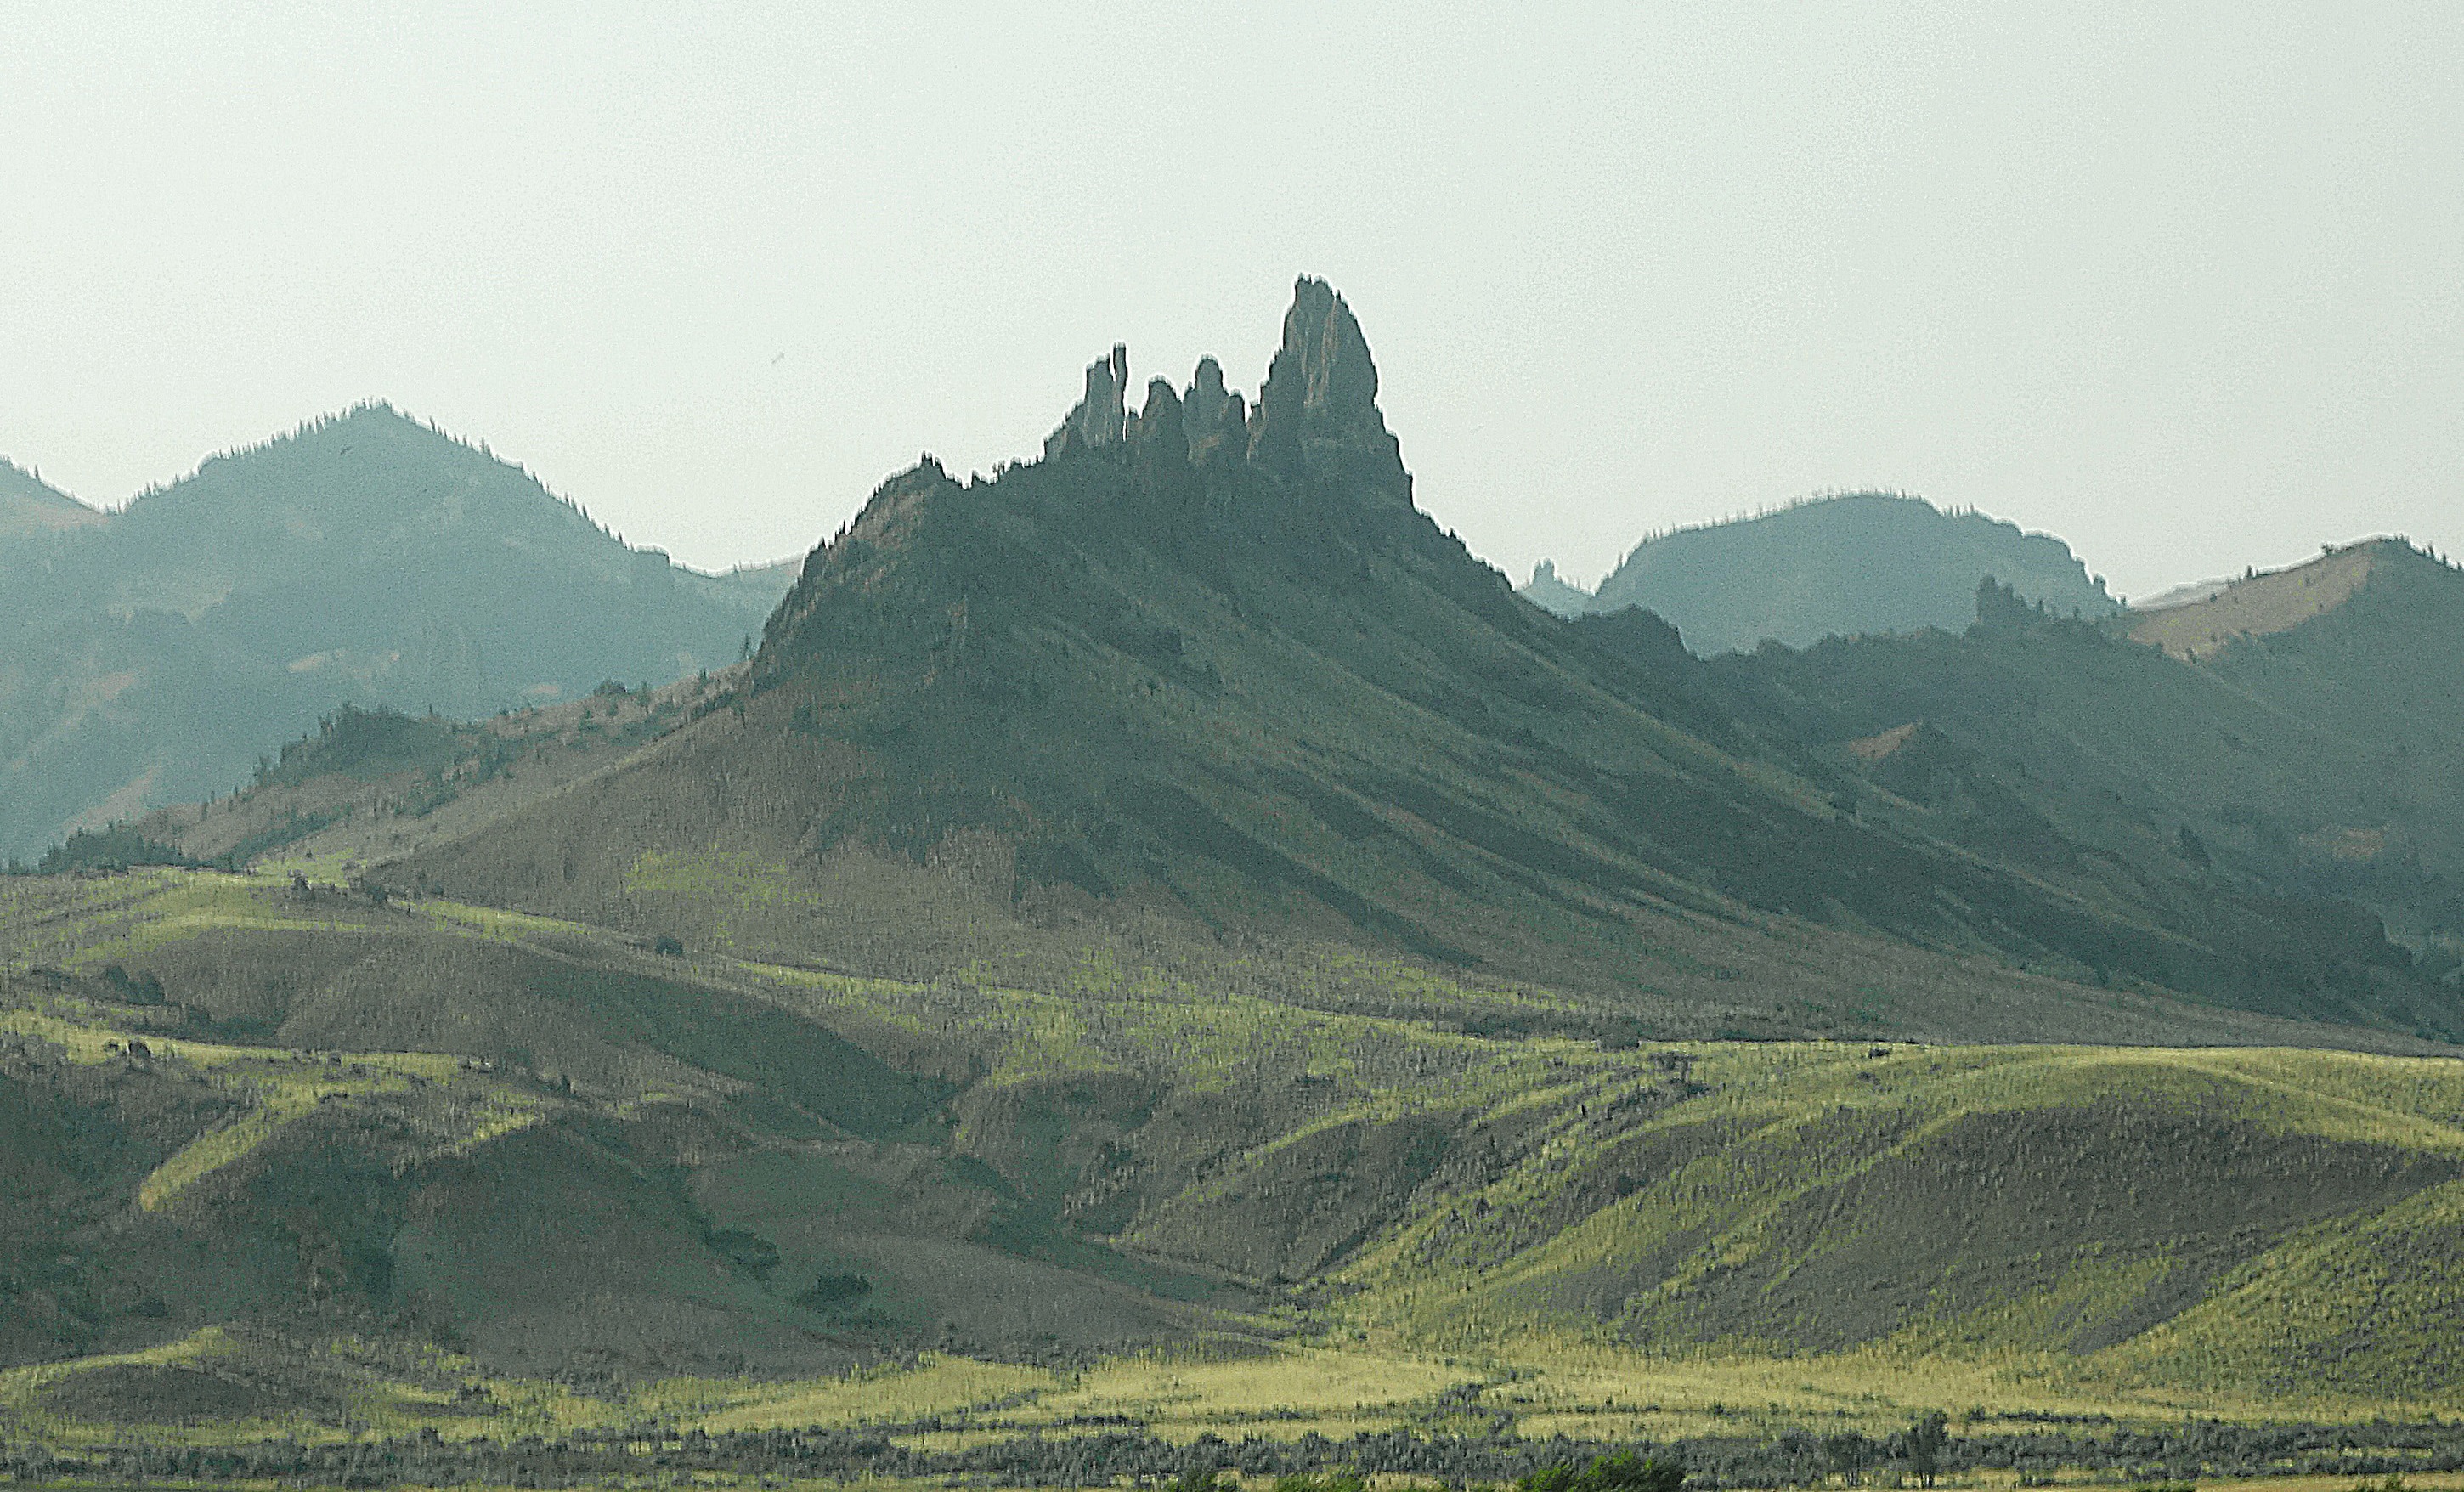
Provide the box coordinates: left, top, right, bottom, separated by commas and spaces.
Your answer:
1127, 376, 1189, 464
1181, 355, 1246, 466
1246, 277, 1409, 502
1043, 343, 1131, 459
1037, 280, 1408, 505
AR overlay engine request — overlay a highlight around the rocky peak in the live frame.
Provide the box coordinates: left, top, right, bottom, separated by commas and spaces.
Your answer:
1180, 356, 1246, 466
1127, 377, 1190, 470
1030, 280, 1410, 515
1246, 277, 1409, 502
1517, 558, 1597, 619
1043, 343, 1132, 459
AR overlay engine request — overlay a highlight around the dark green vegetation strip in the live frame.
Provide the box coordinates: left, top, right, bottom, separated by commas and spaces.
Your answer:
7, 1419, 2463, 1488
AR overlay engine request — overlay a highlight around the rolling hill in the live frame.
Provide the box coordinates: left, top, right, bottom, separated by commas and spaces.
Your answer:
1524, 493, 2119, 652
5, 868, 2464, 1437
0, 405, 797, 864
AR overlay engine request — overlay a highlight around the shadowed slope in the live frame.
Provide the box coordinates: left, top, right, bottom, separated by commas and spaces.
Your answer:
393, 281, 2447, 1039
1715, 543, 2464, 1034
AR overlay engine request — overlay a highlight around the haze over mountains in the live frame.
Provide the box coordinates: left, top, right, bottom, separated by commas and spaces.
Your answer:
1520, 491, 2122, 652
0, 459, 106, 540
0, 406, 797, 864
8, 280, 2464, 1440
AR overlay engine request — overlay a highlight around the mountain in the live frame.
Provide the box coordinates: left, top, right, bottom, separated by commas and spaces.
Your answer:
8, 281, 2464, 1441
1711, 541, 2464, 1025
0, 459, 106, 540
1531, 492, 2120, 653
0, 405, 797, 863
384, 281, 2449, 1043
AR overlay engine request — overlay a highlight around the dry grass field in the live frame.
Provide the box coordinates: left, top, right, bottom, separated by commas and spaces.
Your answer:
2128, 545, 2381, 660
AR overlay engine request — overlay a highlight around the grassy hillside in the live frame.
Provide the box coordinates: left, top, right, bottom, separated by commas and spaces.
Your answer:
1353, 1041, 2464, 1404
2130, 544, 2381, 660
0, 405, 794, 863
1540, 493, 2117, 652
8, 868, 2464, 1443
28, 670, 743, 879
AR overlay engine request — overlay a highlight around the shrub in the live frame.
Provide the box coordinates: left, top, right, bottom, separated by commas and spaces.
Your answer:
1519, 1452, 1686, 1492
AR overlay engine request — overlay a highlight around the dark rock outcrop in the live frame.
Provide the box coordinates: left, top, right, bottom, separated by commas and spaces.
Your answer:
1518, 559, 1597, 619
1246, 278, 1410, 503
1180, 356, 1246, 467
1040, 280, 1405, 509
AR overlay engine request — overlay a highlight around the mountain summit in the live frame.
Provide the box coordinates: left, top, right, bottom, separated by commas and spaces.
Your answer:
0, 405, 792, 861
400, 279, 2437, 1037
1533, 492, 2119, 651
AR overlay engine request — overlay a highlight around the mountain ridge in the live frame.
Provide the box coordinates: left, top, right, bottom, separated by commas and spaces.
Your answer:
382, 280, 2450, 1043
0, 405, 794, 862
0, 458, 106, 540
1524, 491, 2119, 653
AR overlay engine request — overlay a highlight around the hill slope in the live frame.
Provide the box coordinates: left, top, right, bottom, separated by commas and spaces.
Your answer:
1714, 542, 2464, 1032
1536, 493, 2118, 653
5, 869, 2464, 1417
386, 281, 2446, 1043
0, 406, 794, 862
0, 459, 106, 540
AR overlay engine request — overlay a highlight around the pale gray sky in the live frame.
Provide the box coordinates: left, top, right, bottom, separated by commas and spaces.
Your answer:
6, 3, 2459, 601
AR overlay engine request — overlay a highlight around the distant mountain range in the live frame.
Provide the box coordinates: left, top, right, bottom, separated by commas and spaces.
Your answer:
0, 405, 797, 863
1522, 491, 2120, 652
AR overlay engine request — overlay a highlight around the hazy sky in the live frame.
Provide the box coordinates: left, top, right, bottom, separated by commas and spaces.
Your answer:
7, 3, 2459, 601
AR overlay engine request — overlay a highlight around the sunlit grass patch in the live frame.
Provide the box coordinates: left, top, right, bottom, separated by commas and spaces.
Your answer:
991, 1346, 1473, 1434
0, 1003, 542, 1212
642, 1355, 1058, 1433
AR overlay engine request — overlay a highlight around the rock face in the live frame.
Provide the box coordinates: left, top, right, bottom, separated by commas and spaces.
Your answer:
1043, 344, 1132, 458
1037, 278, 1408, 505
1180, 356, 1246, 466
1246, 278, 1410, 502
